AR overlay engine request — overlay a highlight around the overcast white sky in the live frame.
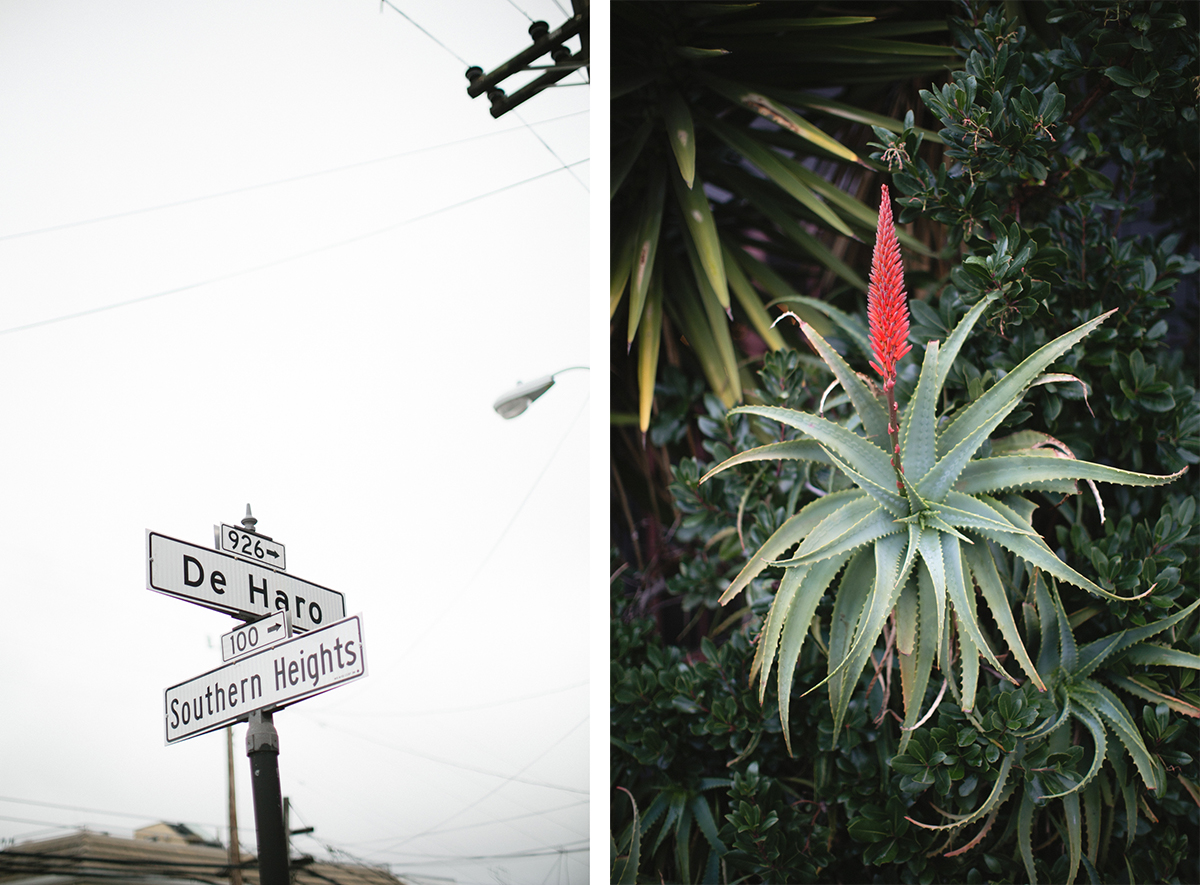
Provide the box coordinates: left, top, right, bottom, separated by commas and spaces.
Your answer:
0, 2, 597, 884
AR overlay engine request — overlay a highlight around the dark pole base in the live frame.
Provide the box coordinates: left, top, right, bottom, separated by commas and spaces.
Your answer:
247, 711, 289, 885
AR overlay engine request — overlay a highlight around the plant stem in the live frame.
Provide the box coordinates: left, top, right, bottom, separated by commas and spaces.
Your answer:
885, 379, 906, 495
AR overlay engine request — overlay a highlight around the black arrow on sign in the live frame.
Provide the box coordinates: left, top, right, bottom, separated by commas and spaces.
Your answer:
267, 622, 283, 634
267, 550, 279, 559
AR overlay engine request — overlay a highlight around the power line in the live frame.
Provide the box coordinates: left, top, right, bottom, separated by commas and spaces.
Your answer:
0, 110, 587, 243
0, 158, 586, 339
380, 0, 468, 66
515, 109, 588, 192
332, 678, 587, 718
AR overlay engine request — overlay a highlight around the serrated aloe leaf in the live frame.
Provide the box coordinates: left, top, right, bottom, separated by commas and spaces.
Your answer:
722, 244, 787, 351
915, 525, 947, 666
701, 439, 833, 483
1077, 684, 1165, 793
674, 798, 692, 885
796, 320, 889, 443
1083, 780, 1102, 866
749, 564, 807, 697
957, 604, 981, 712
612, 788, 640, 885
627, 169, 667, 345
956, 455, 1187, 496
731, 404, 900, 505
1075, 597, 1200, 677
718, 488, 866, 604
637, 271, 663, 433
938, 310, 1117, 459
900, 340, 939, 483
895, 578, 917, 656
661, 90, 696, 188
1108, 675, 1200, 718
961, 541, 1045, 690
827, 531, 911, 734
933, 295, 997, 395
898, 566, 939, 753
818, 442, 907, 516
1064, 782, 1083, 885
826, 548, 876, 721
1121, 644, 1200, 669
674, 171, 728, 311
1034, 571, 1060, 674
1039, 703, 1107, 801
934, 492, 1041, 537
942, 532, 1017, 686
776, 551, 853, 755
1017, 788, 1036, 885
1108, 751, 1138, 849
909, 749, 1018, 832
689, 793, 727, 858
702, 112, 857, 237
775, 498, 897, 567
1048, 574, 1078, 673
1000, 493, 1038, 525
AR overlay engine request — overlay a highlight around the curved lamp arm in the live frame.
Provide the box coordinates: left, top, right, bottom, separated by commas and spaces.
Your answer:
493, 365, 589, 418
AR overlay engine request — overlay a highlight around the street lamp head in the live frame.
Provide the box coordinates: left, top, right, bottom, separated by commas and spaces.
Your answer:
493, 375, 556, 419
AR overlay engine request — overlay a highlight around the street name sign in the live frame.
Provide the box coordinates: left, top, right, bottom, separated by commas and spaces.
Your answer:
221, 611, 291, 662
165, 614, 366, 744
147, 530, 345, 632
217, 523, 286, 571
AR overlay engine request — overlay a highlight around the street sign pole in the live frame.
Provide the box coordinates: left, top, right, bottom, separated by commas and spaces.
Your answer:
237, 507, 288, 885
246, 710, 287, 885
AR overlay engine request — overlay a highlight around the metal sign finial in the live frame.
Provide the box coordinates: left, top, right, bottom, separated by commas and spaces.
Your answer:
242, 504, 257, 532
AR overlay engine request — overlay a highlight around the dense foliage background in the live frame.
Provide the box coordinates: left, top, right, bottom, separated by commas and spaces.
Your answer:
610, 2, 1199, 883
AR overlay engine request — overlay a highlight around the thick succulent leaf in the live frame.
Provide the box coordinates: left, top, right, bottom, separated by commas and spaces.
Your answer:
722, 245, 787, 351
1108, 675, 1200, 718
914, 525, 947, 665
1034, 571, 1060, 674
1048, 575, 1078, 673
718, 489, 866, 604
956, 455, 1187, 496
612, 788, 641, 885
1076, 684, 1165, 793
827, 531, 911, 734
796, 320, 889, 443
749, 565, 807, 698
826, 548, 877, 727
661, 90, 696, 188
908, 749, 1018, 832
1120, 644, 1200, 670
933, 294, 997, 396
938, 310, 1116, 459
730, 405, 903, 510
774, 497, 898, 567
700, 439, 834, 483
900, 340, 939, 483
942, 532, 1018, 686
895, 578, 917, 656
689, 793, 727, 858
1063, 783, 1083, 885
775, 552, 854, 755
819, 443, 907, 516
935, 491, 1042, 537
956, 601, 981, 712
673, 171, 729, 311
898, 565, 939, 753
1039, 703, 1108, 801
1017, 788, 1037, 885
1075, 597, 1200, 678
961, 540, 1045, 690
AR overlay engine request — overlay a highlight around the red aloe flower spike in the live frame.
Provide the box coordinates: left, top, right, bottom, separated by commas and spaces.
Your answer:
867, 184, 912, 495
867, 184, 912, 386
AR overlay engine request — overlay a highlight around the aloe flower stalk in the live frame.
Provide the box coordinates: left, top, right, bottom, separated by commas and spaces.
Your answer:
867, 184, 913, 493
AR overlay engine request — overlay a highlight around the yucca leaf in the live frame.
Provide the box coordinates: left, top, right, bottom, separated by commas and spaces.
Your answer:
682, 227, 741, 403
956, 455, 1187, 496
961, 540, 1045, 690
775, 551, 853, 754
701, 113, 858, 237
717, 488, 867, 604
774, 88, 945, 142
723, 244, 787, 350
661, 90, 696, 188
627, 169, 667, 346
673, 171, 729, 311
700, 439, 834, 483
611, 118, 653, 200
637, 270, 664, 433
938, 310, 1116, 459
715, 16, 877, 33
731, 405, 901, 508
611, 221, 637, 318
901, 340, 940, 483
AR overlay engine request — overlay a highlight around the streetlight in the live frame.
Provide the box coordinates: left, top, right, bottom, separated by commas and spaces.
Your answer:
493, 366, 588, 418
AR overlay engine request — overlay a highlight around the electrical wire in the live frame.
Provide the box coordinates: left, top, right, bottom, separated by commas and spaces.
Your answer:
331, 678, 587, 717
0, 158, 585, 339
380, 0, 469, 66
0, 110, 587, 243
515, 108, 588, 192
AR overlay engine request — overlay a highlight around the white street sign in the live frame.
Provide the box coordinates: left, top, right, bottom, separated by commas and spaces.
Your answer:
217, 524, 286, 571
165, 614, 366, 744
147, 531, 345, 632
221, 611, 291, 662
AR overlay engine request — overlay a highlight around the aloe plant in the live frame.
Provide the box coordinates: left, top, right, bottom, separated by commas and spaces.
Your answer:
701, 186, 1188, 754
901, 571, 1200, 885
